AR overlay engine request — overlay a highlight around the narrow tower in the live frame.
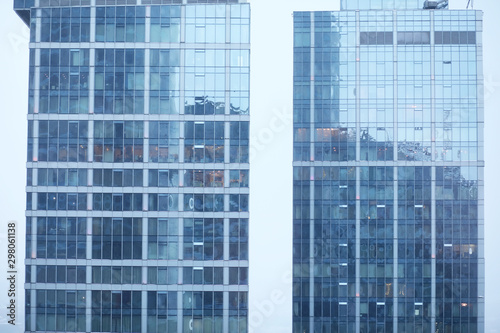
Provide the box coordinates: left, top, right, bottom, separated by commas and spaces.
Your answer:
293, 0, 484, 331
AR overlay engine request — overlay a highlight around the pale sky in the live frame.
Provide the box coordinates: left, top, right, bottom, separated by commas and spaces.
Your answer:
0, 0, 499, 332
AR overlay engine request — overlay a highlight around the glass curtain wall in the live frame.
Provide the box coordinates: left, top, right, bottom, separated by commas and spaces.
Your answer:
293, 7, 483, 333
17, 1, 250, 332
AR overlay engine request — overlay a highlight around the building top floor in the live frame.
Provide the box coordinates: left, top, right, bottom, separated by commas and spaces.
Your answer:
15, 0, 246, 7
341, 0, 449, 10
14, 0, 247, 25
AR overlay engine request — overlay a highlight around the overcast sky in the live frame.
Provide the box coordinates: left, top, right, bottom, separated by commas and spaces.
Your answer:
0, 0, 499, 332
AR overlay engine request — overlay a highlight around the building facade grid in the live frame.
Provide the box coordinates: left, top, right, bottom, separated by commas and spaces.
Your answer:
293, 4, 484, 333
16, 1, 250, 332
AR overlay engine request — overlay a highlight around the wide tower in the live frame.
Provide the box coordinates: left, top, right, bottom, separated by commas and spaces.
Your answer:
15, 0, 250, 332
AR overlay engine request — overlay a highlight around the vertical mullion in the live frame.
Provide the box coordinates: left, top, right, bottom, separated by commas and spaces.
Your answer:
308, 12, 315, 333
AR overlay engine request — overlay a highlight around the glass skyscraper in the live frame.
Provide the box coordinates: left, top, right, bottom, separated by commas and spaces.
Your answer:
293, 0, 484, 332
15, 0, 249, 332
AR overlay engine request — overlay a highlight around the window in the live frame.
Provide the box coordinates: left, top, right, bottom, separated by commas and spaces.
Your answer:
94, 49, 145, 114
147, 267, 178, 285
36, 217, 86, 259
150, 6, 181, 42
185, 4, 226, 43
35, 290, 86, 332
91, 290, 141, 332
360, 32, 393, 45
94, 121, 143, 162
36, 265, 86, 283
184, 169, 224, 187
148, 194, 179, 212
182, 291, 224, 332
38, 49, 89, 114
230, 121, 249, 163
146, 291, 177, 333
38, 121, 88, 162
229, 219, 248, 260
148, 218, 179, 260
228, 291, 248, 332
37, 193, 87, 211
149, 49, 180, 114
93, 169, 143, 187
92, 193, 142, 211
40, 8, 90, 43
183, 267, 224, 285
183, 194, 224, 212
229, 194, 249, 212
229, 267, 249, 285
229, 170, 249, 188
183, 218, 224, 260
38, 168, 87, 186
185, 48, 226, 115
148, 169, 179, 187
95, 6, 145, 42
435, 31, 476, 45
148, 121, 180, 162
184, 121, 224, 163
92, 218, 142, 260
92, 266, 141, 284
397, 31, 430, 45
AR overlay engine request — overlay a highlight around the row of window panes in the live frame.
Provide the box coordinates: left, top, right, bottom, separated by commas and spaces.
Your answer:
31, 217, 247, 238
38, 48, 246, 71
40, 70, 89, 91
36, 120, 88, 162
31, 193, 250, 212
35, 168, 87, 186
96, 6, 146, 42
36, 14, 248, 44
293, 145, 478, 162
36, 193, 87, 210
90, 239, 255, 261
76, 265, 245, 286
34, 290, 86, 332
150, 5, 181, 43
88, 140, 247, 163
38, 265, 266, 285
36, 216, 86, 235
181, 291, 247, 311
143, 267, 247, 285
60, 120, 250, 140
35, 265, 86, 283
96, 72, 248, 93
90, 218, 142, 260
147, 240, 248, 261
91, 95, 248, 115
29, 168, 247, 188
91, 290, 141, 332
91, 266, 142, 284
39, 8, 90, 43
435, 202, 479, 220
35, 236, 86, 259
38, 95, 89, 114
32, 94, 251, 115
40, 49, 89, 69
92, 238, 142, 260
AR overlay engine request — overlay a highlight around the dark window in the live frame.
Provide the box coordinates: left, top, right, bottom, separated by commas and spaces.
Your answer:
435, 31, 476, 45
397, 31, 430, 45
360, 32, 393, 45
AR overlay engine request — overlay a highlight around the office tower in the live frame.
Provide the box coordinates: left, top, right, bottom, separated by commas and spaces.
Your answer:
15, 0, 250, 332
293, 0, 484, 332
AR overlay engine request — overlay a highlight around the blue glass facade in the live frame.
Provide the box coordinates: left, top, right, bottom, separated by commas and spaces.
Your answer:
17, 1, 250, 332
293, 5, 484, 333
341, 0, 448, 10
